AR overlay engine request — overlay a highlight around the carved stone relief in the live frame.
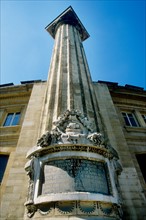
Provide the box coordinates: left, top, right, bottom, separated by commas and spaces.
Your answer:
24, 160, 36, 218
36, 109, 106, 147
37, 131, 52, 147
25, 160, 34, 203
33, 201, 122, 219
25, 109, 123, 218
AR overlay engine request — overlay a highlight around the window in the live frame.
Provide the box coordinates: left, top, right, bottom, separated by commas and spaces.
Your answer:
142, 115, 146, 124
3, 112, 21, 126
0, 155, 9, 183
122, 112, 139, 127
136, 154, 146, 182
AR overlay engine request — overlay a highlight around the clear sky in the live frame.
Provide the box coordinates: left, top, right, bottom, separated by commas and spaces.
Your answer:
1, 0, 146, 89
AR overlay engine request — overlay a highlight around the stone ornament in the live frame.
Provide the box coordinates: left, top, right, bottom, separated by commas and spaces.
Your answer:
24, 160, 36, 218
87, 132, 104, 145
99, 202, 113, 215
26, 201, 122, 218
25, 160, 34, 204
56, 201, 76, 214
78, 201, 96, 214
113, 158, 123, 175
25, 203, 37, 218
37, 131, 52, 147
38, 202, 54, 215
25, 109, 123, 219
36, 109, 106, 147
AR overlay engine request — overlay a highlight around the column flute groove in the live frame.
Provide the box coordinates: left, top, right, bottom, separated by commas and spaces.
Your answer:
45, 27, 62, 131
53, 25, 64, 123
72, 26, 87, 116
67, 25, 74, 110
79, 36, 99, 131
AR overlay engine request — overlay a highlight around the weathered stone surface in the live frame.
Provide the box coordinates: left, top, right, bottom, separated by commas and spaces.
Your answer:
1, 6, 146, 220
42, 159, 110, 195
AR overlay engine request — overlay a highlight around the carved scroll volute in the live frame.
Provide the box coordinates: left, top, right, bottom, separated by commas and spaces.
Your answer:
24, 159, 36, 217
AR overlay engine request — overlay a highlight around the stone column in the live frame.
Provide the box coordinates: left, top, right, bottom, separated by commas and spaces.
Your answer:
42, 7, 99, 133
25, 7, 123, 219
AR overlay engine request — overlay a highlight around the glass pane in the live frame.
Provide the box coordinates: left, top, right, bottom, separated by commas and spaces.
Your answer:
142, 115, 146, 123
130, 118, 138, 126
128, 114, 138, 127
123, 114, 130, 126
11, 112, 20, 125
127, 113, 133, 117
136, 154, 146, 182
3, 113, 13, 126
0, 155, 9, 183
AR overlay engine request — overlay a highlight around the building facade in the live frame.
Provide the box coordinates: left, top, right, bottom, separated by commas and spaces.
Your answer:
0, 7, 146, 220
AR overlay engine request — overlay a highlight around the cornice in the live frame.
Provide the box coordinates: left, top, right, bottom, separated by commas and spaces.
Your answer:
113, 101, 146, 109
0, 84, 33, 98
0, 94, 31, 101
45, 6, 89, 41
110, 91, 146, 102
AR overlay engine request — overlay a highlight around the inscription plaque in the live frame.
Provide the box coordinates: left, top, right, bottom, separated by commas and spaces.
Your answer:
42, 159, 110, 195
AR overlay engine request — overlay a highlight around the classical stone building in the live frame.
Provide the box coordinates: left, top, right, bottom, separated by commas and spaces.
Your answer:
0, 6, 146, 220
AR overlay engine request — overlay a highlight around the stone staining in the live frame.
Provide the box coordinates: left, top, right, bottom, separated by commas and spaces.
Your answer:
42, 161, 75, 194
56, 201, 76, 214
99, 203, 113, 215
78, 201, 96, 214
38, 203, 54, 215
36, 201, 121, 218
42, 159, 110, 195
37, 131, 52, 147
43, 6, 99, 133
25, 6, 123, 219
37, 109, 104, 147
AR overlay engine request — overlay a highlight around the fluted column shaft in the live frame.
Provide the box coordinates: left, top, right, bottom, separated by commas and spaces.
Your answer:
43, 23, 99, 132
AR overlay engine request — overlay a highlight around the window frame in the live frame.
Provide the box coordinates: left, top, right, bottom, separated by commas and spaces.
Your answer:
142, 115, 146, 124
136, 153, 146, 183
0, 154, 9, 184
122, 112, 139, 127
3, 112, 21, 127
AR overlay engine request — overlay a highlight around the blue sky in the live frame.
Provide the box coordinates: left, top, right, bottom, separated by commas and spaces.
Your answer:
1, 0, 146, 89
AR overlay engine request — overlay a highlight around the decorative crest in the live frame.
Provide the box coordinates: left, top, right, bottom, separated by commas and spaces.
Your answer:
37, 109, 105, 147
